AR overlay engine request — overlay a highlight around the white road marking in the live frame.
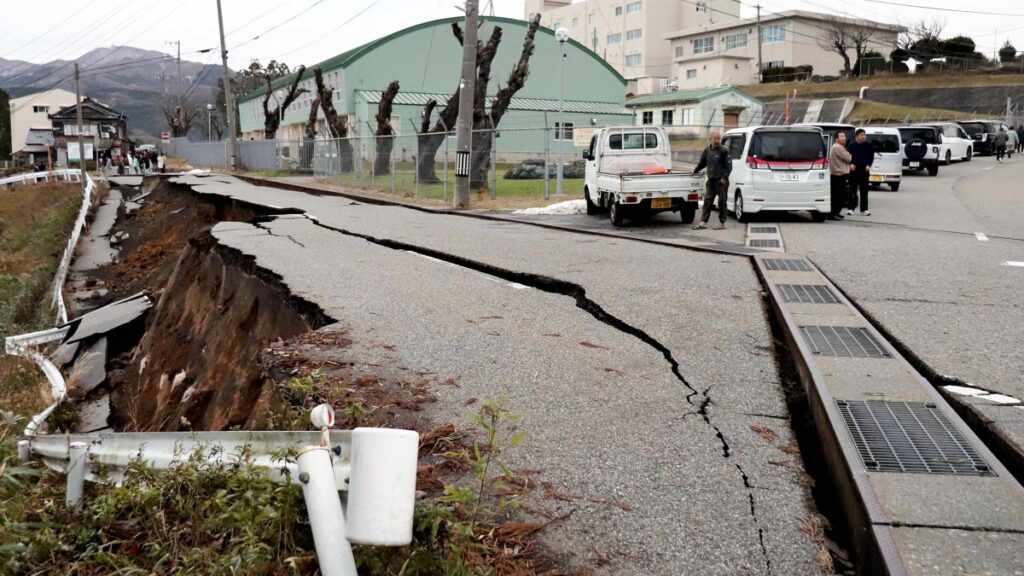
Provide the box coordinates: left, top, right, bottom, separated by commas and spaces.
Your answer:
975, 232, 988, 241
507, 283, 529, 290
977, 393, 1021, 405
943, 385, 988, 397
1003, 261, 1024, 267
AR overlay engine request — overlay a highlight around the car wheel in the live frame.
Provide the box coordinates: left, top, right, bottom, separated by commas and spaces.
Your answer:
811, 211, 827, 222
680, 202, 697, 224
945, 150, 952, 165
734, 191, 750, 223
966, 148, 973, 161
927, 164, 939, 176
610, 201, 625, 227
584, 187, 600, 215
890, 182, 900, 192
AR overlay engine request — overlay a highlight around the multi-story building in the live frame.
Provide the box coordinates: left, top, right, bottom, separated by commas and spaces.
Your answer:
524, 0, 739, 95
8, 88, 77, 163
665, 10, 902, 89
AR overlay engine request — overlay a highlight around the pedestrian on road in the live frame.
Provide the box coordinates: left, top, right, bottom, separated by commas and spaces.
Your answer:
692, 131, 732, 230
994, 127, 1008, 162
1016, 126, 1024, 154
847, 129, 874, 216
132, 153, 141, 174
157, 153, 166, 174
1007, 129, 1019, 159
828, 131, 852, 220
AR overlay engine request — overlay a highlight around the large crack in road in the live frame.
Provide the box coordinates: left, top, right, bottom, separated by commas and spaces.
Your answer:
298, 213, 775, 575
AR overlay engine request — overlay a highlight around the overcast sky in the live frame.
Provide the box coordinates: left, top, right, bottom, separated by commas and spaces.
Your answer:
1, 0, 1022, 70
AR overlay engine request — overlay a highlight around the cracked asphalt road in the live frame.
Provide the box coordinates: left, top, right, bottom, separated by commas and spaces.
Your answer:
174, 174, 821, 575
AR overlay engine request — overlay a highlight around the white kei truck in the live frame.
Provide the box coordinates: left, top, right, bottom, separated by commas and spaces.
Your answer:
581, 126, 704, 227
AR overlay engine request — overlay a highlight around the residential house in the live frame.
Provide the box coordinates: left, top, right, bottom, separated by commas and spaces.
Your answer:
8, 88, 76, 164
49, 97, 129, 165
625, 86, 762, 136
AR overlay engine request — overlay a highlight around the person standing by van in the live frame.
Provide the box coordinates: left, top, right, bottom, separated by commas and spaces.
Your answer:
828, 131, 852, 220
692, 131, 732, 230
994, 127, 1008, 162
847, 129, 874, 216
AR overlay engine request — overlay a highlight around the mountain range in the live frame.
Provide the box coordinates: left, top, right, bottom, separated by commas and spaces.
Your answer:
0, 46, 228, 142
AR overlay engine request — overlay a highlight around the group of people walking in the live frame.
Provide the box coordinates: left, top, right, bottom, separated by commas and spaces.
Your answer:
994, 126, 1024, 162
99, 149, 165, 176
828, 129, 874, 219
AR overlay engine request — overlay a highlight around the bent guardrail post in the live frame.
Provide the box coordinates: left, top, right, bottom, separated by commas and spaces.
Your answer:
298, 445, 356, 576
66, 441, 88, 508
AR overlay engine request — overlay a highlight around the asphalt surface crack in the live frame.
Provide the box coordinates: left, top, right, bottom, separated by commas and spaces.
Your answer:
252, 220, 308, 248
296, 214, 773, 576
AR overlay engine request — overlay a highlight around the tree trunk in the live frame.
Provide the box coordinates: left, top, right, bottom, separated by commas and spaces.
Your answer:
301, 96, 320, 172
263, 65, 307, 140
470, 132, 492, 189
374, 81, 399, 176
417, 133, 446, 183
314, 67, 353, 172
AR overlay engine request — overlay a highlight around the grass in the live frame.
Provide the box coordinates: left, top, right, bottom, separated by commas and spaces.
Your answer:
740, 71, 1024, 100
845, 99, 966, 124
0, 182, 81, 416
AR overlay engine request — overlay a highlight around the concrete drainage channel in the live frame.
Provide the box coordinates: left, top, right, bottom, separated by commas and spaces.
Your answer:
237, 176, 1024, 574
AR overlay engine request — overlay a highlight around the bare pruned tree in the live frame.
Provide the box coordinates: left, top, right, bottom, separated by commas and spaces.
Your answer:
262, 65, 307, 139
899, 19, 946, 70
374, 81, 400, 176
313, 67, 354, 172
161, 101, 196, 137
818, 17, 876, 77
416, 14, 542, 188
305, 95, 320, 140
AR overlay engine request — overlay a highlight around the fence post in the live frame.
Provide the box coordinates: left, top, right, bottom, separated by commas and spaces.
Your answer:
391, 136, 396, 196
490, 129, 497, 200
410, 120, 420, 198
443, 131, 450, 202
297, 446, 357, 576
543, 113, 550, 200
66, 441, 88, 508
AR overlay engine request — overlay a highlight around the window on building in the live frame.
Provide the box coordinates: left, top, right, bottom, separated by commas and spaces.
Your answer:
686, 69, 697, 79
614, 5, 622, 16
725, 33, 747, 49
572, 16, 578, 27
625, 53, 642, 66
696, 2, 707, 11
674, 46, 685, 58
607, 33, 621, 44
588, 13, 595, 24
681, 108, 695, 125
626, 28, 642, 40
33, 105, 48, 113
763, 60, 785, 69
661, 110, 674, 125
762, 25, 785, 44
555, 122, 574, 141
627, 1, 643, 13
692, 36, 714, 54
642, 111, 653, 125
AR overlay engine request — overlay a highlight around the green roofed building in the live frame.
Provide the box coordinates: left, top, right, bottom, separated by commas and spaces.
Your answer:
625, 87, 763, 134
236, 16, 632, 156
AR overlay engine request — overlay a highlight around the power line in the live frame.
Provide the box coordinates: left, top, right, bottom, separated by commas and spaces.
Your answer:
226, 2, 295, 37
855, 0, 1024, 17
0, 2, 93, 59
229, 0, 327, 51
276, 0, 384, 59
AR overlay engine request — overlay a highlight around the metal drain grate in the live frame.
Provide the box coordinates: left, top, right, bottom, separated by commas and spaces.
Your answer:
799, 325, 891, 358
763, 258, 811, 272
750, 226, 778, 234
778, 284, 839, 304
837, 400, 995, 476
749, 239, 781, 248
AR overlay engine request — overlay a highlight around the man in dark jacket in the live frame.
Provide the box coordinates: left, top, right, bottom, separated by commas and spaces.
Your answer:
846, 129, 875, 216
692, 131, 732, 230
1016, 126, 1024, 154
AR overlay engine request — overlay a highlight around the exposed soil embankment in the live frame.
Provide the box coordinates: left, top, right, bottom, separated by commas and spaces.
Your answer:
109, 231, 332, 431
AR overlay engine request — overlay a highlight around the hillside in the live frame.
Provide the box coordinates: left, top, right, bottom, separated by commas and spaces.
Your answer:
0, 47, 226, 142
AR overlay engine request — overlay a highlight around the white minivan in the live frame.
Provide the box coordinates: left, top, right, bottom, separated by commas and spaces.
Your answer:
858, 127, 903, 192
720, 126, 830, 222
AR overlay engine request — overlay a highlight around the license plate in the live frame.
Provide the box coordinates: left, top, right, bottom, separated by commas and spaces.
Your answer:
780, 172, 801, 181
650, 198, 672, 209
870, 174, 884, 182
909, 162, 919, 168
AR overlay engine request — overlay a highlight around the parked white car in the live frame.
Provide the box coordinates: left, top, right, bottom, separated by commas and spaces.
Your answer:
583, 126, 704, 227
898, 126, 942, 176
720, 126, 830, 222
917, 122, 973, 164
858, 127, 903, 192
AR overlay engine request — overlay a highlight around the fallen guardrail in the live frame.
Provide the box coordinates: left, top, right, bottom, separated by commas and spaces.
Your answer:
16, 404, 418, 576
5, 326, 70, 436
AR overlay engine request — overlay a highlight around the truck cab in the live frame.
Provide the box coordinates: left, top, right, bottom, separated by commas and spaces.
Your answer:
582, 126, 703, 227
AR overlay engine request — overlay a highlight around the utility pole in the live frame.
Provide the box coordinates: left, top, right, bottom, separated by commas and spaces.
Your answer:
166, 40, 181, 107
453, 0, 479, 209
216, 0, 238, 171
74, 63, 86, 189
756, 5, 763, 83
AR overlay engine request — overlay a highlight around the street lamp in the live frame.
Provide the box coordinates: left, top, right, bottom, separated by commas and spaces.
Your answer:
555, 27, 569, 196
206, 103, 214, 141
